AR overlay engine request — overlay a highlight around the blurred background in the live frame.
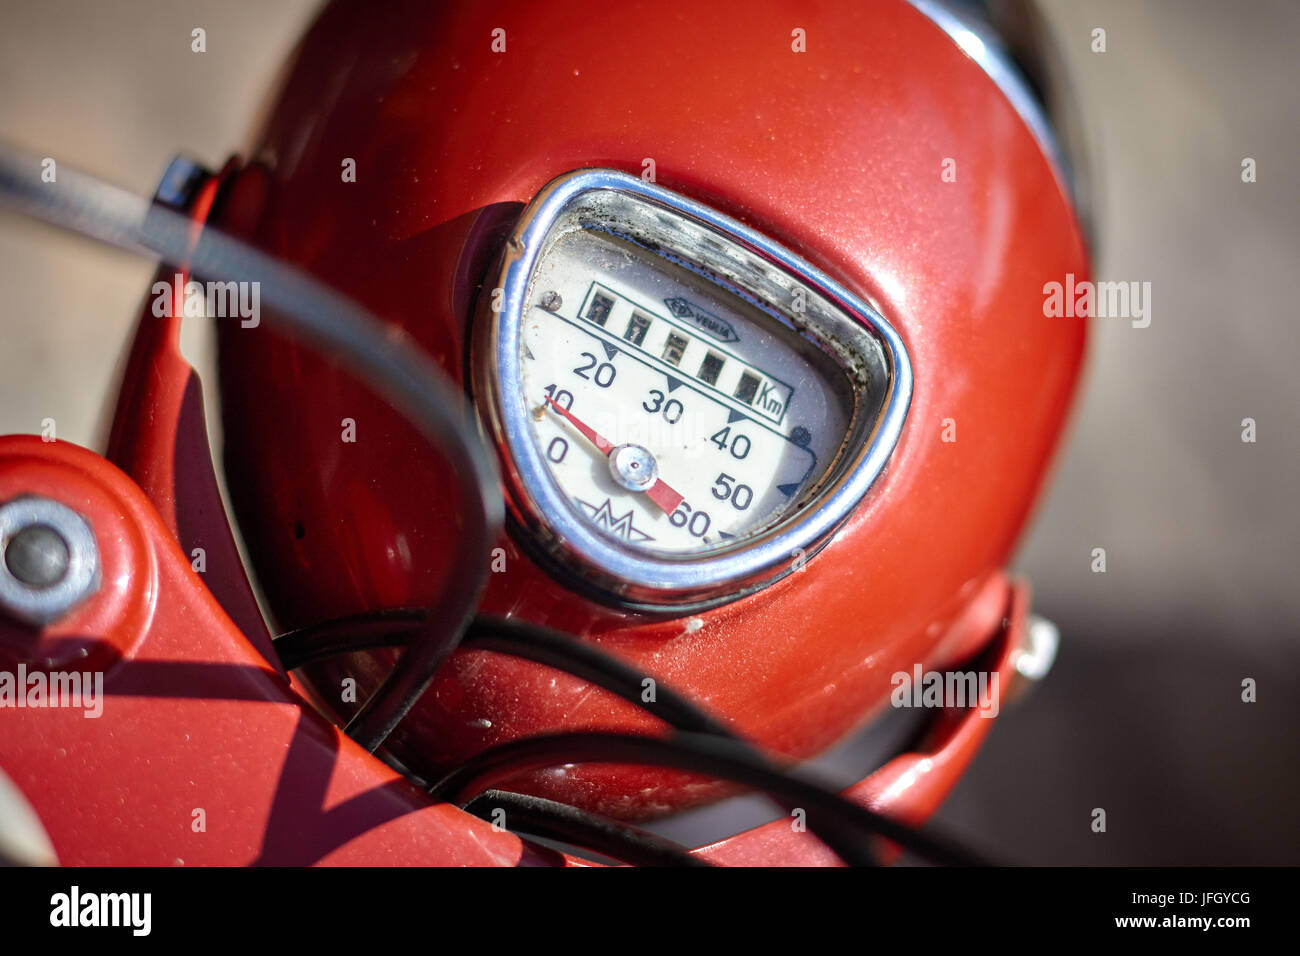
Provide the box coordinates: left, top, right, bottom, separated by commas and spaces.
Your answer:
0, 0, 1295, 863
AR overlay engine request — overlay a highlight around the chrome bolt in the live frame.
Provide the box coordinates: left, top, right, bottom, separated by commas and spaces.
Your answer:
0, 498, 100, 627
1015, 614, 1060, 683
4, 524, 70, 588
608, 443, 659, 492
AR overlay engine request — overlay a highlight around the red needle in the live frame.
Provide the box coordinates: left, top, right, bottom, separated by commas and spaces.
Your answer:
544, 395, 615, 455
543, 396, 686, 516
644, 477, 685, 516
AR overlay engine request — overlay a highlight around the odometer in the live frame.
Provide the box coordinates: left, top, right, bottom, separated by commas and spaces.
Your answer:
473, 169, 911, 609
520, 230, 847, 554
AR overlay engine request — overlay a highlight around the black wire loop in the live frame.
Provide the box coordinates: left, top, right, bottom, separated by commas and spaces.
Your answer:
0, 142, 990, 868
0, 140, 501, 753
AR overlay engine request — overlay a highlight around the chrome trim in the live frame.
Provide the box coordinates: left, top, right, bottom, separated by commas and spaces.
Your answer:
473, 169, 912, 609
908, 0, 1076, 205
1015, 613, 1060, 683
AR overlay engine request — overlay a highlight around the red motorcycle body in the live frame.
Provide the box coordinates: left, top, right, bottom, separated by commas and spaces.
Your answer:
0, 0, 1086, 864
213, 0, 1087, 817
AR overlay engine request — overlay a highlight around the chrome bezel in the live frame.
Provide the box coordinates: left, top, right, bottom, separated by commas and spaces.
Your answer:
472, 169, 911, 609
908, 0, 1092, 247
0, 496, 100, 626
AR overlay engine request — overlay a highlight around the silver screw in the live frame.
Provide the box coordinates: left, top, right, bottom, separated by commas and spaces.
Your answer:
608, 443, 659, 492
0, 498, 100, 627
4, 525, 70, 588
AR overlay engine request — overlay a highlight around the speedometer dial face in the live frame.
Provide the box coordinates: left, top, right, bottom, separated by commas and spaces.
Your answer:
520, 229, 850, 555
474, 169, 911, 609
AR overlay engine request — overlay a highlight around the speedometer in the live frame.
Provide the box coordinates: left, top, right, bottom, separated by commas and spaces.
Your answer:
473, 169, 911, 609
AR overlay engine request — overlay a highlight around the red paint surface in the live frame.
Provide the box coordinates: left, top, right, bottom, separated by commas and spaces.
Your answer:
0, 437, 547, 866
200, 0, 1090, 821
106, 166, 282, 674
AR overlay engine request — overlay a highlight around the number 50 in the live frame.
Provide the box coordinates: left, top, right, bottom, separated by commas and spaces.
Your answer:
711, 473, 753, 510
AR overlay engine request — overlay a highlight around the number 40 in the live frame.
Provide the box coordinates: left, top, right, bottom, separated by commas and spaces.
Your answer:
709, 426, 751, 459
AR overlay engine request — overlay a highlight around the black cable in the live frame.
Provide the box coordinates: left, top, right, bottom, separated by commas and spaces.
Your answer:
0, 142, 987, 868
0, 141, 501, 753
276, 612, 734, 738
464, 790, 711, 867
463, 618, 736, 737
431, 731, 988, 867
277, 611, 992, 867
274, 607, 423, 671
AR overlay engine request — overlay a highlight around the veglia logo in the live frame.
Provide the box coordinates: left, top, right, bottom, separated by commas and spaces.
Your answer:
663, 297, 740, 343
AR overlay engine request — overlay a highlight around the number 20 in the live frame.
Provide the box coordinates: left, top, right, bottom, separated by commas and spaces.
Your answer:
574, 352, 616, 387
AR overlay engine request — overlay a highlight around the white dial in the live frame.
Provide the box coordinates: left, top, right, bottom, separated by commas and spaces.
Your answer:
518, 229, 850, 555
475, 169, 909, 607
